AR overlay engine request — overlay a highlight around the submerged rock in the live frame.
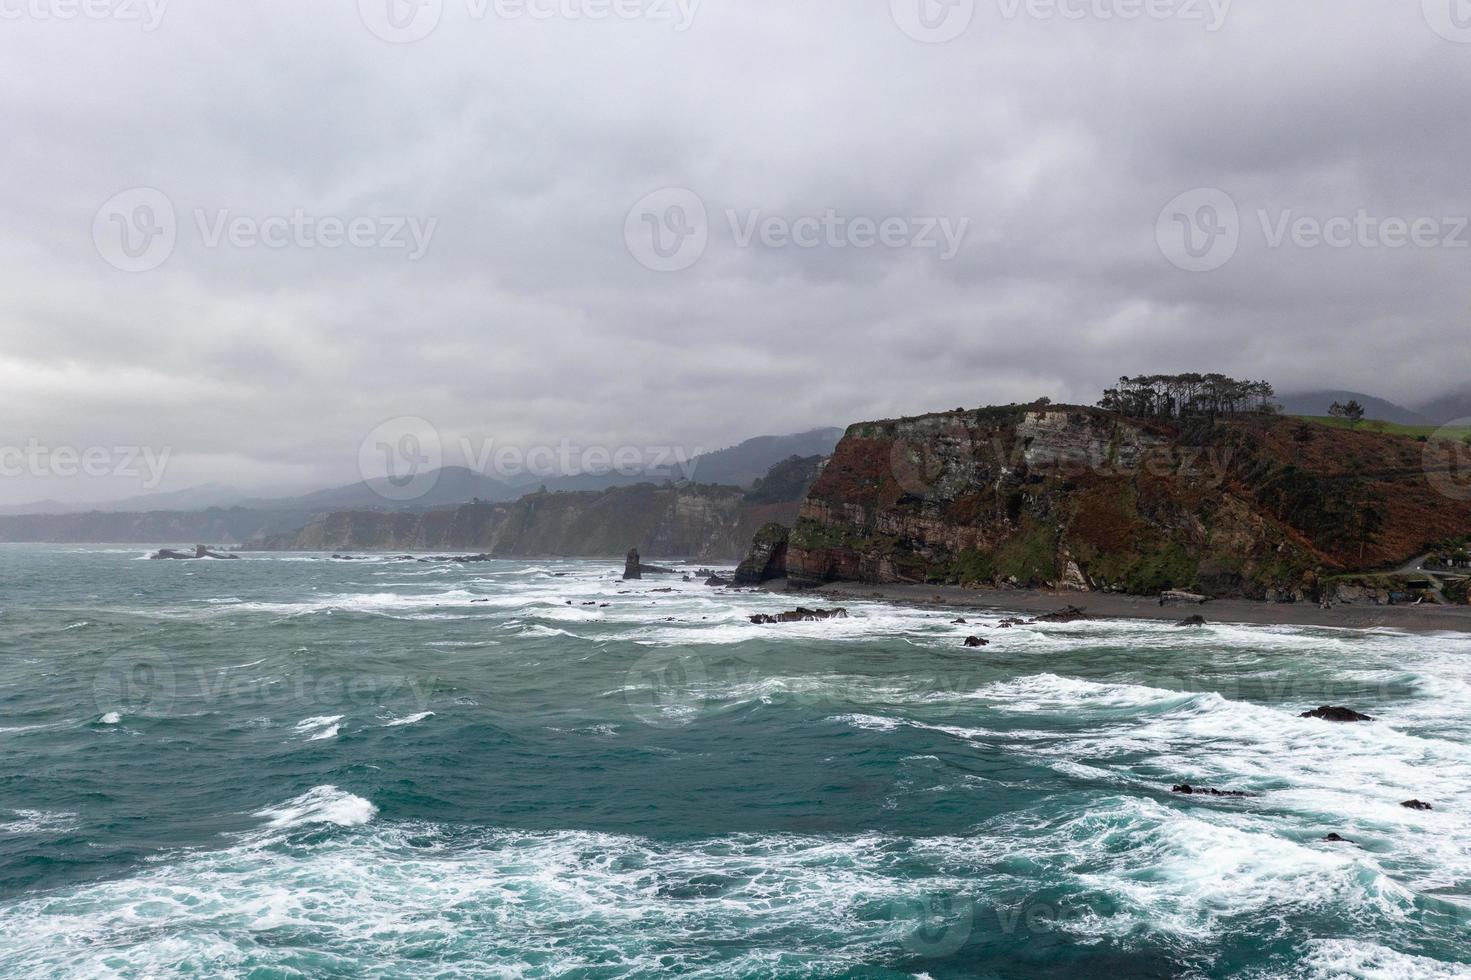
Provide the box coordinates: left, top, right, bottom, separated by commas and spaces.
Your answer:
1323, 833, 1353, 843
1401, 799, 1433, 811
1300, 706, 1374, 722
1175, 615, 1208, 628
705, 575, 732, 587
750, 607, 849, 625
1171, 784, 1254, 798
1035, 605, 1090, 623
964, 635, 989, 648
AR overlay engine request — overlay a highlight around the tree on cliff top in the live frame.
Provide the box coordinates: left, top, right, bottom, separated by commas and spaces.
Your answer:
1099, 374, 1277, 421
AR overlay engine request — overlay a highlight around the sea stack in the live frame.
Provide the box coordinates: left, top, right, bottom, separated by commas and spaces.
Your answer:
623, 548, 641, 580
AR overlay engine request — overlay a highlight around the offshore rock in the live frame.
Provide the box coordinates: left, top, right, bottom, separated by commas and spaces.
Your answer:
1172, 784, 1254, 798
750, 607, 848, 625
1300, 705, 1374, 722
1035, 605, 1091, 623
734, 523, 790, 586
624, 549, 642, 580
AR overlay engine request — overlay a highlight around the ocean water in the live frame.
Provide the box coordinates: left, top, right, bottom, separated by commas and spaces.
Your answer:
1, 544, 1469, 978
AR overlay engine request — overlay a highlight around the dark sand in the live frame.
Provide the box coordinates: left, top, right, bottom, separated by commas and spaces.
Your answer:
763, 581, 1471, 634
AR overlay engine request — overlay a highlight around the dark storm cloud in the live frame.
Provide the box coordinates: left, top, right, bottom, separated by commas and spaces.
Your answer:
1, 0, 1468, 503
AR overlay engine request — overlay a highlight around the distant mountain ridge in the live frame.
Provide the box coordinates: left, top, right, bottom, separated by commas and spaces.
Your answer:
0, 429, 843, 522
0, 430, 843, 544
1278, 388, 1471, 427
1276, 391, 1429, 426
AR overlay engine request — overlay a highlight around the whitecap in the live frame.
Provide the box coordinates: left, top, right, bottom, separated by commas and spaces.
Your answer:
293, 715, 343, 741
383, 711, 434, 728
252, 785, 377, 829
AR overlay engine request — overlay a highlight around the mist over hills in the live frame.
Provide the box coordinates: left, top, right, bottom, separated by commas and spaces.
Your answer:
1278, 387, 1471, 427
0, 429, 844, 542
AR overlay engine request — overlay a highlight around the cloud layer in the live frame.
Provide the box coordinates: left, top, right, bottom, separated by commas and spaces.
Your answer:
2, 0, 1469, 503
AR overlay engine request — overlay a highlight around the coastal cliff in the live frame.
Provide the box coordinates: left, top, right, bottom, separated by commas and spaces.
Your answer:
780, 405, 1471, 599
259, 456, 825, 560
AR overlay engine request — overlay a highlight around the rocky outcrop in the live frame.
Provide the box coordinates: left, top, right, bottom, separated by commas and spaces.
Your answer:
1176, 615, 1208, 628
776, 403, 1471, 598
624, 549, 641, 580
149, 545, 239, 560
1172, 785, 1254, 798
1402, 800, 1433, 811
1300, 706, 1374, 722
749, 607, 848, 624
733, 523, 790, 585
964, 635, 988, 648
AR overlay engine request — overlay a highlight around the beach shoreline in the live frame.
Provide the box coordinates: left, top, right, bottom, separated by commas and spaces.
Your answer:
765, 580, 1471, 634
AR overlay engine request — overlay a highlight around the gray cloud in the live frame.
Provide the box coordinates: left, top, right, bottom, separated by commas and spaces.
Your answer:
2, 0, 1469, 504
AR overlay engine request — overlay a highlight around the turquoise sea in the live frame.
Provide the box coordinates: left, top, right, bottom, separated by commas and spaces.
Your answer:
1, 544, 1468, 977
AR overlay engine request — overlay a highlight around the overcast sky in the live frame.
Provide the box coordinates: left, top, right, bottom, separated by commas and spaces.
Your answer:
2, 0, 1469, 505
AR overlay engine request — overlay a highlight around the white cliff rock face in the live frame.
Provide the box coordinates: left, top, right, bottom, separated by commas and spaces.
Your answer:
1016, 411, 1168, 474
1060, 558, 1092, 592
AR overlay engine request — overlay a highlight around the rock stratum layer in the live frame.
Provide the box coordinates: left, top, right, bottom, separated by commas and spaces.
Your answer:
784, 405, 1471, 599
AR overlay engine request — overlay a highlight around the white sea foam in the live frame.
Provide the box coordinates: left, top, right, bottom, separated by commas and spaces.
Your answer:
383, 711, 434, 728
293, 715, 342, 741
252, 785, 377, 829
1302, 939, 1471, 979
98, 711, 122, 725
0, 809, 79, 836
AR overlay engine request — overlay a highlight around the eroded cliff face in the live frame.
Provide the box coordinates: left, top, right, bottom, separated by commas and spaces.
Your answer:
260, 483, 803, 561
784, 406, 1339, 598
